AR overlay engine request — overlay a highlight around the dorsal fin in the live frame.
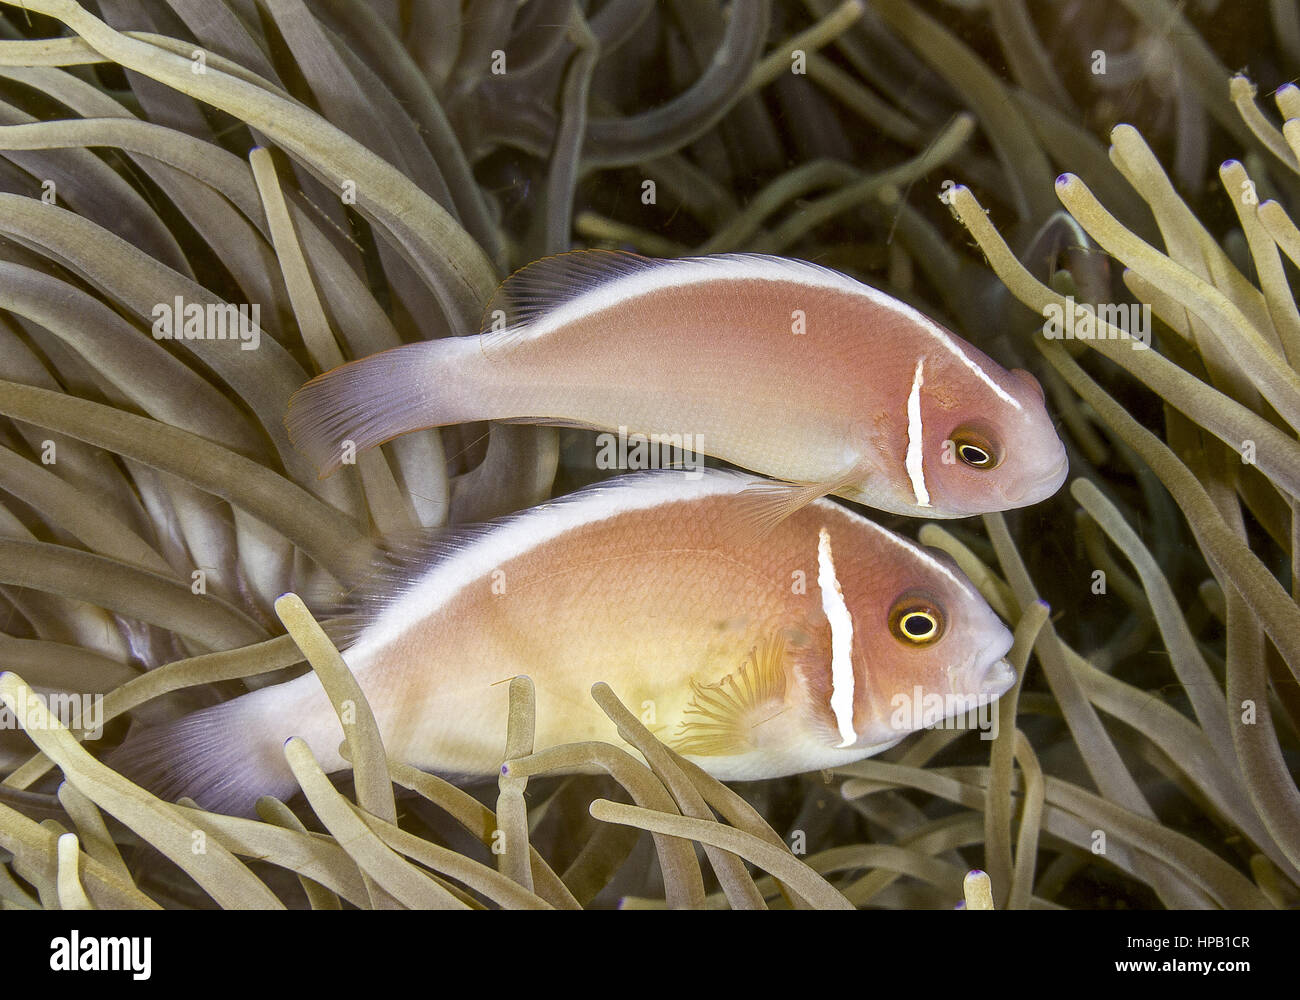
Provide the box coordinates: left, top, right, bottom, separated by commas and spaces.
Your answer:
476, 250, 876, 358
479, 249, 660, 356
316, 523, 499, 650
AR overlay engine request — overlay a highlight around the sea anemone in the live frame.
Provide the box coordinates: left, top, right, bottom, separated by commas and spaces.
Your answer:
0, 0, 1295, 910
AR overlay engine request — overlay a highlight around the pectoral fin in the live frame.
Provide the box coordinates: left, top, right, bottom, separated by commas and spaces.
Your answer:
723, 470, 861, 547
670, 634, 789, 756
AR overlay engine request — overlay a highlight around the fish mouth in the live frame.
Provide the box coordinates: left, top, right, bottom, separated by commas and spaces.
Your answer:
1044, 452, 1070, 491
950, 626, 1015, 700
979, 657, 1017, 698
997, 452, 1069, 506
949, 656, 1016, 700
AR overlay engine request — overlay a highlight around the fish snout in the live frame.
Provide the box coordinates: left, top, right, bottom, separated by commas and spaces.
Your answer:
949, 654, 1016, 701
951, 625, 1014, 696
979, 657, 1017, 698
1044, 450, 1070, 491
998, 449, 1069, 506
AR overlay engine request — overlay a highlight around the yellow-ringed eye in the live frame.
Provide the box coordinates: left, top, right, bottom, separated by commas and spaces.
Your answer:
949, 428, 1000, 469
899, 610, 938, 641
889, 597, 945, 646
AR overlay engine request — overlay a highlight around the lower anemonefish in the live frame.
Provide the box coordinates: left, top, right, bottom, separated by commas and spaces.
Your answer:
109, 471, 1016, 816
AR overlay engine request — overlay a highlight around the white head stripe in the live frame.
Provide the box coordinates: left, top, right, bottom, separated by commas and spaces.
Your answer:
905, 358, 931, 508
817, 527, 858, 748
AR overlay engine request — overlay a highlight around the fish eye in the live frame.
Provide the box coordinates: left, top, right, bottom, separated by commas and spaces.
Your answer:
949, 428, 1000, 470
889, 596, 945, 646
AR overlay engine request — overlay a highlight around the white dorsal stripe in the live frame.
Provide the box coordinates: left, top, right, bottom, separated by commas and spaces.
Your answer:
817, 527, 858, 748
905, 358, 931, 508
348, 468, 976, 673
500, 254, 1021, 409
809, 496, 968, 592
348, 470, 757, 661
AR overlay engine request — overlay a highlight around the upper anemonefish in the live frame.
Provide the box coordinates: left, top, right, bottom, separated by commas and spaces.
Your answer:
108, 471, 1016, 816
285, 252, 1068, 526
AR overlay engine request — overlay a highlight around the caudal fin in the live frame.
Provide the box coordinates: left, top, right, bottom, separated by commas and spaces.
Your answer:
285, 342, 456, 477
104, 698, 298, 817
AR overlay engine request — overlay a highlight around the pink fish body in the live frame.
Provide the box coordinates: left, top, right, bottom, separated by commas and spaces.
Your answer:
112, 471, 1015, 816
287, 252, 1068, 521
